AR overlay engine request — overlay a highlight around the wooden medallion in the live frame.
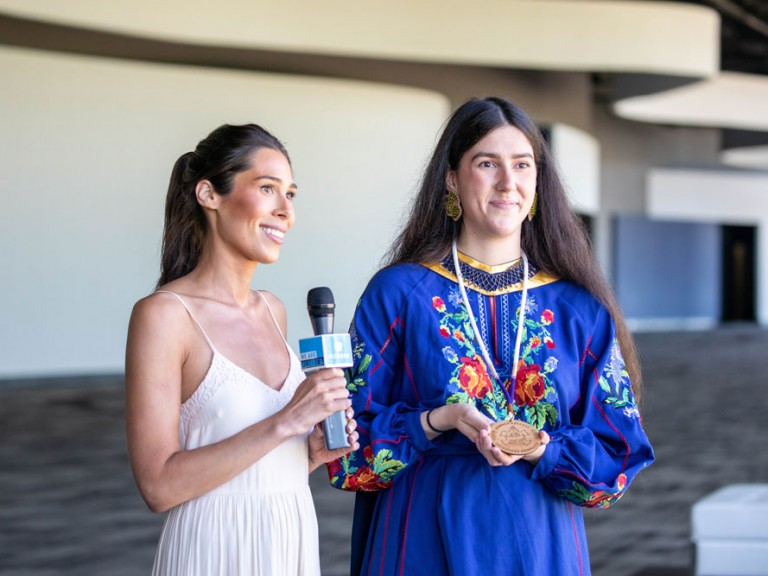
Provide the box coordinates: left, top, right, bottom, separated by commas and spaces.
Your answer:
490, 420, 541, 455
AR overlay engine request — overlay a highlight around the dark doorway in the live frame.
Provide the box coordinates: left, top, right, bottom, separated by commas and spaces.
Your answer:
721, 225, 756, 322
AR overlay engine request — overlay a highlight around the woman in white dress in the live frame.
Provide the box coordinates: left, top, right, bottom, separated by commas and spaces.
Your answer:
125, 123, 358, 575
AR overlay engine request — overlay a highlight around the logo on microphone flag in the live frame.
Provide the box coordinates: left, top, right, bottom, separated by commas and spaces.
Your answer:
299, 334, 353, 371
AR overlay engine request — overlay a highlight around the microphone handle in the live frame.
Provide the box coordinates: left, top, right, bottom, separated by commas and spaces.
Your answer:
309, 317, 349, 451
322, 409, 350, 451
304, 294, 349, 450
319, 322, 349, 450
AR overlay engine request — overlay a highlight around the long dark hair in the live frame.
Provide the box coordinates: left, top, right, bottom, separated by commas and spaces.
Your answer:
157, 123, 290, 287
386, 97, 643, 401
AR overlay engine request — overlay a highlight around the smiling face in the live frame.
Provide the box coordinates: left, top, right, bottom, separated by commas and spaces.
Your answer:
205, 147, 296, 265
446, 124, 537, 259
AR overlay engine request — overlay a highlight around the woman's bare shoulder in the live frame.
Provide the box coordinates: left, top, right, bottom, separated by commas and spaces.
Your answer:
255, 290, 289, 335
129, 290, 192, 338
255, 289, 286, 311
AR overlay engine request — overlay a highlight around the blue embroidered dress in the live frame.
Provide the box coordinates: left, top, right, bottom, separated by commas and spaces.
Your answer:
327, 253, 654, 576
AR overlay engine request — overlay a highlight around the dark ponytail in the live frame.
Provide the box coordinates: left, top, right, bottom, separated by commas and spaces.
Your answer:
158, 152, 205, 287
156, 124, 290, 288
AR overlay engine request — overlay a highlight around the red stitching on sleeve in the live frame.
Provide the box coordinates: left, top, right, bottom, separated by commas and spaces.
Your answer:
591, 395, 631, 472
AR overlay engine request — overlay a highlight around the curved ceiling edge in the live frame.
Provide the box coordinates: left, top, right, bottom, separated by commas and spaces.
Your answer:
720, 147, 768, 171
613, 72, 768, 132
0, 0, 719, 77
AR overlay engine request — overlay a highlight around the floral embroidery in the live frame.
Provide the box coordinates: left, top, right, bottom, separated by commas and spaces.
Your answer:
442, 346, 458, 363
330, 338, 406, 491
558, 474, 627, 508
327, 445, 405, 492
513, 299, 560, 428
598, 339, 639, 418
514, 363, 546, 406
544, 357, 558, 372
458, 355, 494, 399
434, 289, 560, 428
346, 342, 371, 393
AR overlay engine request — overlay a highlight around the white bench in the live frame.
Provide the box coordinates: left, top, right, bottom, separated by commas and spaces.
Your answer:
692, 484, 768, 576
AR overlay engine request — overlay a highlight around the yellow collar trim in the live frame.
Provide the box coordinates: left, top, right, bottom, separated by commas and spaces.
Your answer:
423, 260, 559, 296
453, 252, 522, 274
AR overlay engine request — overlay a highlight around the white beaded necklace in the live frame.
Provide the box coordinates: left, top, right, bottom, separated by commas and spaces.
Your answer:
451, 239, 529, 402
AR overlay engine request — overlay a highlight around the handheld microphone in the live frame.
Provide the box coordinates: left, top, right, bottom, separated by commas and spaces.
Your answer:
307, 287, 335, 336
299, 287, 353, 451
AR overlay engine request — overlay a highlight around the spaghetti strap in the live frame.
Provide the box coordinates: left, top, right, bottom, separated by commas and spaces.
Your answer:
154, 290, 218, 354
254, 291, 290, 349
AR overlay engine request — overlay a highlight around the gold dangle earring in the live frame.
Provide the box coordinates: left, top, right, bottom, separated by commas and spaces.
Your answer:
528, 193, 538, 221
445, 189, 463, 222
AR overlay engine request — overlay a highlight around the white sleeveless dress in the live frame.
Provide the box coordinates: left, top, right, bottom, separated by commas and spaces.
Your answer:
151, 292, 320, 576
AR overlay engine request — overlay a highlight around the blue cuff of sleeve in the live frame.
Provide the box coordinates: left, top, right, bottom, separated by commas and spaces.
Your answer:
529, 437, 562, 480
404, 410, 434, 452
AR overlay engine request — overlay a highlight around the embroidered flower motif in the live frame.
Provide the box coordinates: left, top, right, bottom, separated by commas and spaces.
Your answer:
514, 363, 546, 406
544, 357, 558, 372
341, 466, 385, 491
431, 290, 560, 426
598, 339, 638, 417
326, 457, 342, 477
583, 490, 621, 508
442, 346, 458, 363
329, 442, 406, 491
346, 345, 372, 393
558, 474, 628, 509
623, 406, 640, 419
605, 340, 626, 387
459, 355, 493, 399
524, 298, 539, 316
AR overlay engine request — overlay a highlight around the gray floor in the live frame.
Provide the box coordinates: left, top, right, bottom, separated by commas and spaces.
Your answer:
2, 327, 767, 575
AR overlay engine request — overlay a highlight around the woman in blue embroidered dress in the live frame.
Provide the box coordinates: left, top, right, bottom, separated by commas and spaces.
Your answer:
327, 97, 654, 575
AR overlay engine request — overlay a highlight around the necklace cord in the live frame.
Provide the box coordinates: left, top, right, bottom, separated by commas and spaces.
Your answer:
451, 240, 528, 412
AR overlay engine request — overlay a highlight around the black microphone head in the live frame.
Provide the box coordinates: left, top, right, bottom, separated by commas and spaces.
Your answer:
307, 287, 335, 335
307, 287, 335, 317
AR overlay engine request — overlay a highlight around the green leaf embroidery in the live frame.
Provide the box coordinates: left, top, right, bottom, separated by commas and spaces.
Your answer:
358, 354, 372, 373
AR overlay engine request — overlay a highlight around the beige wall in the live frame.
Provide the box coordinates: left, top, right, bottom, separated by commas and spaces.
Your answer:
0, 46, 450, 377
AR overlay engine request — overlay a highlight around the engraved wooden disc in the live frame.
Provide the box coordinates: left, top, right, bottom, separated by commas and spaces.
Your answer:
490, 420, 541, 455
